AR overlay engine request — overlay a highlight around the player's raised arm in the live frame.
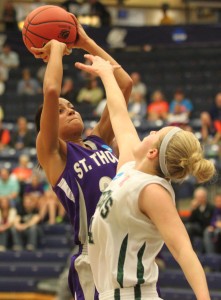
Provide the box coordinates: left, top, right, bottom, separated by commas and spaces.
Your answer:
72, 16, 133, 144
75, 54, 140, 168
32, 40, 71, 183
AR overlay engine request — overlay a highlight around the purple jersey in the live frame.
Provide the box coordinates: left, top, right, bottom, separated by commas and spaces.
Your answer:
53, 135, 118, 300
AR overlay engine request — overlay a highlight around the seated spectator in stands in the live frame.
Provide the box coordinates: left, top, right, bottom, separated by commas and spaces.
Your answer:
23, 173, 45, 207
167, 88, 193, 129
39, 185, 66, 225
77, 57, 93, 83
61, 76, 78, 102
159, 2, 174, 25
0, 43, 20, 70
0, 119, 11, 151
147, 89, 169, 122
0, 106, 3, 121
200, 92, 221, 144
11, 154, 33, 204
11, 193, 41, 251
0, 168, 20, 208
17, 68, 42, 96
36, 64, 46, 84
0, 58, 9, 96
23, 173, 64, 224
184, 187, 215, 249
2, 0, 18, 31
11, 154, 33, 184
0, 197, 17, 251
76, 77, 104, 106
0, 80, 5, 96
203, 193, 221, 254
129, 71, 147, 105
88, 0, 111, 26
93, 98, 107, 118
61, 0, 82, 15
0, 58, 9, 82
10, 116, 35, 150
128, 91, 147, 121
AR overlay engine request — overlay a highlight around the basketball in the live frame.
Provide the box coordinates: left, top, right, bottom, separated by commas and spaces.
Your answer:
22, 5, 77, 53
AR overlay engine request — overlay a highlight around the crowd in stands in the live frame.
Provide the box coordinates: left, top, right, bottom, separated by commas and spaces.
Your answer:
0, 3, 220, 300
184, 187, 221, 255
0, 43, 220, 256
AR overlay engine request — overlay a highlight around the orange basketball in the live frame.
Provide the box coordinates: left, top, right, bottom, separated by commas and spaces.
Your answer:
22, 5, 77, 53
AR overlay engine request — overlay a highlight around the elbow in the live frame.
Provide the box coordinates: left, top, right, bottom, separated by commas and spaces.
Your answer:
44, 84, 60, 100
126, 77, 133, 93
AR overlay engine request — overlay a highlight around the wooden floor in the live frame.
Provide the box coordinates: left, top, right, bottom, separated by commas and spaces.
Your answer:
0, 293, 56, 300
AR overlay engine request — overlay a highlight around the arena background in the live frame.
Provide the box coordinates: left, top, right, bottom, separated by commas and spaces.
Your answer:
0, 1, 221, 299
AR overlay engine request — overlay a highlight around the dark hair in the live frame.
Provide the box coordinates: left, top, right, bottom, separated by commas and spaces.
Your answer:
35, 104, 43, 133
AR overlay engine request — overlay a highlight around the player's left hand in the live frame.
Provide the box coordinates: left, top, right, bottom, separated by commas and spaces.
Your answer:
75, 54, 121, 76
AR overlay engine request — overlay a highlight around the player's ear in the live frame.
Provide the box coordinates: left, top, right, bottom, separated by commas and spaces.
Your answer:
146, 148, 158, 159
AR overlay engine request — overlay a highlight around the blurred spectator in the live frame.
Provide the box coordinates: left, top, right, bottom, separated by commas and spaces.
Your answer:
159, 2, 174, 25
17, 68, 42, 96
2, 0, 18, 31
76, 78, 104, 106
23, 173, 45, 207
61, 0, 82, 15
39, 186, 66, 225
0, 58, 9, 82
88, 0, 111, 26
10, 193, 41, 251
129, 72, 147, 105
0, 58, 7, 95
0, 43, 20, 70
200, 92, 221, 144
61, 77, 78, 102
0, 106, 3, 121
93, 98, 107, 118
0, 197, 17, 251
24, 172, 66, 225
36, 65, 46, 84
203, 193, 221, 254
0, 198, 17, 251
128, 92, 147, 121
11, 154, 33, 205
184, 187, 215, 248
77, 57, 94, 83
0, 168, 20, 208
10, 116, 35, 150
11, 154, 33, 184
0, 80, 5, 96
147, 90, 169, 122
0, 119, 11, 151
167, 88, 193, 129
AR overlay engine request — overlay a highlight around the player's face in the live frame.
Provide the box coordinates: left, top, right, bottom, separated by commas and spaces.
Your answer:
133, 127, 173, 159
58, 98, 84, 140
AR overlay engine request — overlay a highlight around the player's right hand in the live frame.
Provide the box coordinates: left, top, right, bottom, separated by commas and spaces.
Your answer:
68, 14, 90, 50
31, 40, 72, 62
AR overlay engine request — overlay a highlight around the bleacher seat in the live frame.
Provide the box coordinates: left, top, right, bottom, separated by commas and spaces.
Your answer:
160, 287, 195, 300
0, 223, 72, 292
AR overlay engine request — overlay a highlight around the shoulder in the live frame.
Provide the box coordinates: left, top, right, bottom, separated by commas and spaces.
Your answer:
84, 135, 112, 151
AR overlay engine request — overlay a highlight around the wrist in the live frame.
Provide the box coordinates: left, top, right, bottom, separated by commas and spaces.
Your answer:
82, 38, 98, 53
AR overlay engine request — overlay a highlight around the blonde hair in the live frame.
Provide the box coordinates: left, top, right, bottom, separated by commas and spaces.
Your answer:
157, 130, 216, 183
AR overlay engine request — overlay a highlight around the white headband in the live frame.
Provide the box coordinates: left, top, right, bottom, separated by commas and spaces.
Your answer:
159, 127, 182, 177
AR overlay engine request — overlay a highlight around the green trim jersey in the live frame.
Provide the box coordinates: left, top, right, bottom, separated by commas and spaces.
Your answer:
88, 161, 175, 300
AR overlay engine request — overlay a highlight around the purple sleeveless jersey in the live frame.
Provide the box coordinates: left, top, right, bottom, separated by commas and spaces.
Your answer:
53, 135, 118, 300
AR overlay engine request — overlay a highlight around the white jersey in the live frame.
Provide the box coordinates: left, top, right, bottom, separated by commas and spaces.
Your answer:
88, 161, 175, 300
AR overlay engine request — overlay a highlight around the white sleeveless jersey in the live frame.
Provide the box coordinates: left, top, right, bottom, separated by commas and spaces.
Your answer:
88, 161, 175, 299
